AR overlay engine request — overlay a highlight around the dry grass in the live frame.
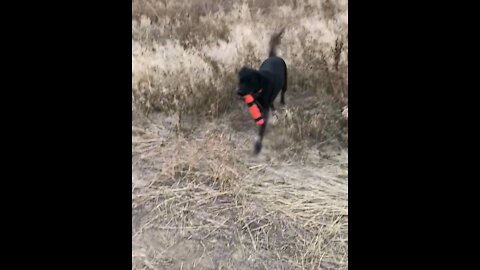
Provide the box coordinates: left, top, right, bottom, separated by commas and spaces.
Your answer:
132, 0, 348, 269
133, 124, 347, 269
132, 0, 348, 136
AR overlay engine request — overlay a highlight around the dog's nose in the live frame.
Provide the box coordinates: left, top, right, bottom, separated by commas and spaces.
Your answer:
235, 89, 243, 97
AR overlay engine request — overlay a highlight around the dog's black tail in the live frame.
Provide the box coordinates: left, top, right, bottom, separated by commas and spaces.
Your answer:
268, 28, 285, 57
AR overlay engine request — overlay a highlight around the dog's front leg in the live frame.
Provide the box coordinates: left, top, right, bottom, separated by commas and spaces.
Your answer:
254, 108, 269, 155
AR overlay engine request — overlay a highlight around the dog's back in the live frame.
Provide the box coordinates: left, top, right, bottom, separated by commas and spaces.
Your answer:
258, 28, 287, 104
259, 57, 286, 94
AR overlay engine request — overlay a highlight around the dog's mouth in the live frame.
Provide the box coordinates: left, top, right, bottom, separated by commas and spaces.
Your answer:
236, 89, 246, 98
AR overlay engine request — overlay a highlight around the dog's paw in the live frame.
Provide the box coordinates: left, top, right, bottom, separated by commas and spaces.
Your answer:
269, 111, 279, 126
253, 140, 262, 155
270, 115, 279, 125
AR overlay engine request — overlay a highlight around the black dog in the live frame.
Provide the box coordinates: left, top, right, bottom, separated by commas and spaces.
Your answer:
237, 29, 288, 155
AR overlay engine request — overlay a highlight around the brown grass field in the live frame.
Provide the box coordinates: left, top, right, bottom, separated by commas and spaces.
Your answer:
132, 0, 348, 269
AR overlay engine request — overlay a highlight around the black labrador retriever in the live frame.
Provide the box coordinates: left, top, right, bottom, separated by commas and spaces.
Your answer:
237, 29, 288, 155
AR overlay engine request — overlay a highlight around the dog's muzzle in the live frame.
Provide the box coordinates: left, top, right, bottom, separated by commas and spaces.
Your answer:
236, 89, 246, 100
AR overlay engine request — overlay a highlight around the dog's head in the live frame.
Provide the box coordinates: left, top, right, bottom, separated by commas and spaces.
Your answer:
236, 67, 263, 97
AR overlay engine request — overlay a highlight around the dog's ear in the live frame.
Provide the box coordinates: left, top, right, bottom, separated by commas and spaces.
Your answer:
239, 66, 248, 74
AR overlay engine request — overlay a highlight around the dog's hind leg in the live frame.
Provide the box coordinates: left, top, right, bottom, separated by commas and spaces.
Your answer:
281, 67, 288, 105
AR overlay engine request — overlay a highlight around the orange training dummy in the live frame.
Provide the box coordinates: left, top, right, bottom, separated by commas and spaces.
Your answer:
243, 94, 264, 125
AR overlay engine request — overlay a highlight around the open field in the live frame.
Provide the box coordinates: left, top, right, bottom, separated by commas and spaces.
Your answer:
132, 1, 348, 269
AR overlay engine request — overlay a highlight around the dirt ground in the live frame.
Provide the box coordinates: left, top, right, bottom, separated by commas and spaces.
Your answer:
132, 99, 348, 269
